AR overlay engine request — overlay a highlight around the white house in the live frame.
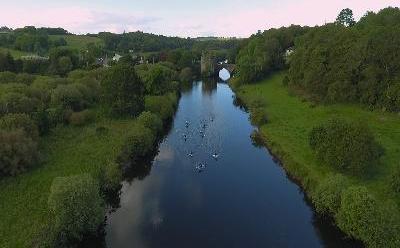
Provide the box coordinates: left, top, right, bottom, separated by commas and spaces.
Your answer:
112, 54, 122, 62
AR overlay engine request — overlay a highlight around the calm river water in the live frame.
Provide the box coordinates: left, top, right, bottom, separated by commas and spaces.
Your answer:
105, 79, 360, 248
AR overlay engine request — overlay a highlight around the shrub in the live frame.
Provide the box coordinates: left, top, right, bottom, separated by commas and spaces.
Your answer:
309, 119, 383, 174
145, 93, 177, 122
390, 166, 400, 194
15, 73, 36, 85
119, 125, 155, 163
0, 71, 16, 84
102, 63, 145, 117
179, 67, 193, 83
312, 174, 349, 215
249, 108, 268, 126
337, 186, 400, 247
0, 113, 39, 140
0, 92, 38, 116
50, 84, 84, 111
0, 129, 38, 176
98, 162, 122, 193
68, 110, 95, 126
48, 174, 105, 245
137, 111, 163, 135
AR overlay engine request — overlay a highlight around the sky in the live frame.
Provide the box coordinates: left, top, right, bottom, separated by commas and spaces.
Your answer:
1, 0, 399, 37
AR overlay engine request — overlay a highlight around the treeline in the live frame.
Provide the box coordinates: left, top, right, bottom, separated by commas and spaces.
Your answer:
99, 31, 194, 53
0, 26, 68, 54
288, 7, 400, 112
234, 7, 400, 112
234, 25, 308, 85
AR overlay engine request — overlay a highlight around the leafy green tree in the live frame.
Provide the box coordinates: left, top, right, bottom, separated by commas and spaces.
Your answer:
336, 8, 356, 27
0, 113, 39, 140
312, 174, 349, 215
48, 174, 105, 245
337, 186, 400, 247
309, 119, 383, 174
0, 129, 38, 177
102, 63, 145, 117
137, 111, 163, 134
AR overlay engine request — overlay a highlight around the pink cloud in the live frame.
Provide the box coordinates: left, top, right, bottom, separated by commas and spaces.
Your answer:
1, 0, 399, 37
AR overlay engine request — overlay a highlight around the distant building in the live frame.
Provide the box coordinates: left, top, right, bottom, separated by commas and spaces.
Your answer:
112, 54, 122, 62
21, 55, 49, 61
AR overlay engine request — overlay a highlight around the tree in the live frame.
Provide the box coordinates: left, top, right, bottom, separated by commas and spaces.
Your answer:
0, 129, 38, 177
336, 8, 356, 27
309, 119, 383, 175
102, 63, 145, 116
48, 174, 104, 245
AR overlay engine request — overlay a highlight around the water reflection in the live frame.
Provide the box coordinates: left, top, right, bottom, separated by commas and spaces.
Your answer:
105, 80, 361, 248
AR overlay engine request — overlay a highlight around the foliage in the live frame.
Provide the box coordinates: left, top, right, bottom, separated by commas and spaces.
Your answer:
235, 25, 307, 84
390, 166, 400, 194
336, 8, 356, 27
98, 162, 122, 193
337, 186, 400, 247
102, 63, 145, 117
47, 174, 104, 245
137, 111, 163, 135
0, 113, 39, 140
287, 7, 400, 111
68, 110, 95, 126
0, 129, 38, 177
136, 63, 178, 95
50, 84, 85, 111
119, 125, 156, 163
309, 118, 383, 174
249, 108, 268, 126
179, 67, 193, 83
312, 174, 349, 215
145, 93, 177, 122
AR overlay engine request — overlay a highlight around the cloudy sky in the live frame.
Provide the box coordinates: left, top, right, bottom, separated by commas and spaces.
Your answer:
1, 0, 399, 37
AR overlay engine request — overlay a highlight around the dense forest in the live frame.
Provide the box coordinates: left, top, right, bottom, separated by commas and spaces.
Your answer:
234, 7, 400, 112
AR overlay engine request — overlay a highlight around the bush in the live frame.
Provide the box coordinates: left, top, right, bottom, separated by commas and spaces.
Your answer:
119, 125, 156, 163
390, 166, 400, 194
50, 84, 85, 111
337, 186, 400, 247
145, 93, 177, 122
68, 110, 95, 126
48, 174, 105, 245
309, 119, 383, 174
179, 67, 193, 83
0, 71, 16, 84
312, 174, 349, 215
249, 108, 268, 126
137, 111, 163, 135
0, 129, 38, 176
98, 162, 122, 193
102, 63, 145, 117
0, 92, 38, 116
0, 113, 39, 140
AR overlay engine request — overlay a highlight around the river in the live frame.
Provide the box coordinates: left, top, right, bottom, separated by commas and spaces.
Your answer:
104, 78, 360, 248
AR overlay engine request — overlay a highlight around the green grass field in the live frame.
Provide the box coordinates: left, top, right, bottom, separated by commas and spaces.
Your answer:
0, 117, 138, 247
236, 72, 400, 203
50, 34, 103, 51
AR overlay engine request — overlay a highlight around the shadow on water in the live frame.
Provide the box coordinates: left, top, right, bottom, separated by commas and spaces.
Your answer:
201, 77, 218, 95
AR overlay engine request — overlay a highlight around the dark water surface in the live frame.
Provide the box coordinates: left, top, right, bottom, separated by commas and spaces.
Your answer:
105, 80, 359, 248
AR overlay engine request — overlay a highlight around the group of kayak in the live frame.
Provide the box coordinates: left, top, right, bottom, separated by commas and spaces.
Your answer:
182, 120, 220, 172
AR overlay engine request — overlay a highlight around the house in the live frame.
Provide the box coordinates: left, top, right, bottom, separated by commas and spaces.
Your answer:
112, 54, 122, 62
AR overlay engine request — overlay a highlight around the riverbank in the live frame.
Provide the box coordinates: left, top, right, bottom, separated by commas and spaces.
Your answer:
0, 94, 178, 247
233, 72, 400, 246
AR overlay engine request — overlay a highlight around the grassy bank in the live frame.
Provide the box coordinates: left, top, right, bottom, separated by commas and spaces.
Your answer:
0, 116, 145, 247
234, 72, 400, 244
